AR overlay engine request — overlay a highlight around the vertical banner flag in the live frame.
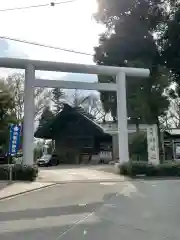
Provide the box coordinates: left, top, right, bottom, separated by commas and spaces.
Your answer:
9, 125, 21, 155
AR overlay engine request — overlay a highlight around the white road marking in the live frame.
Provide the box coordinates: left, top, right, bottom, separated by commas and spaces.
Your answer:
104, 204, 117, 208
120, 182, 138, 197
100, 182, 116, 186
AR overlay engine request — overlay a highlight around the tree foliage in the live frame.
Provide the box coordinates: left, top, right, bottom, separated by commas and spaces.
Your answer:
159, 2, 180, 126
164, 85, 180, 127
51, 88, 65, 114
94, 0, 170, 125
38, 106, 54, 128
129, 132, 148, 161
0, 80, 15, 122
70, 90, 106, 121
6, 73, 52, 122
0, 80, 17, 149
161, 2, 180, 82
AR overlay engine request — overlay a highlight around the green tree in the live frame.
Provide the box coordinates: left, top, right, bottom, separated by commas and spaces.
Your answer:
51, 88, 65, 114
160, 2, 180, 83
6, 73, 52, 122
160, 3, 180, 127
0, 80, 17, 150
129, 132, 148, 161
163, 85, 180, 128
38, 106, 54, 128
94, 0, 169, 128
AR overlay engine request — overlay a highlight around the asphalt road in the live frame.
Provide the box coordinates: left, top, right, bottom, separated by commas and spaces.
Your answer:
0, 179, 180, 240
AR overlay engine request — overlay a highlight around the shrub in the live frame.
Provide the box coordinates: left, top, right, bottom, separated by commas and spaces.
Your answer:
129, 161, 148, 176
158, 162, 180, 177
146, 164, 159, 176
0, 164, 38, 181
119, 161, 180, 177
119, 162, 129, 175
119, 161, 147, 176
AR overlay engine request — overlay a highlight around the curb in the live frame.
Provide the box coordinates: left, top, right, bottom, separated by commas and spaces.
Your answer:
0, 183, 57, 201
129, 176, 180, 181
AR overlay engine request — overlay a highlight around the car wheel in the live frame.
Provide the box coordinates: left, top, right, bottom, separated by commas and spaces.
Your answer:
52, 160, 58, 166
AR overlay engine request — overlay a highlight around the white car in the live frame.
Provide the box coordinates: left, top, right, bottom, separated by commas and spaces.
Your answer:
37, 154, 52, 166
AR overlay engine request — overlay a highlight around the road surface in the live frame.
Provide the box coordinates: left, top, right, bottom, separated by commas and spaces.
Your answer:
0, 179, 180, 239
37, 165, 123, 182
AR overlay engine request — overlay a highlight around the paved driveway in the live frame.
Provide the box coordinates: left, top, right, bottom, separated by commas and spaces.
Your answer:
0, 182, 8, 191
0, 179, 180, 239
38, 165, 124, 183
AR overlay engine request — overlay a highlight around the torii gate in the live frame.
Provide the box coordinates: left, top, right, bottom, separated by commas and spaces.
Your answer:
0, 58, 149, 165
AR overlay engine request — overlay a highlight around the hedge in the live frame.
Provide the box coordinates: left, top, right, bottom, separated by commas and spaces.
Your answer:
0, 164, 39, 181
119, 161, 180, 177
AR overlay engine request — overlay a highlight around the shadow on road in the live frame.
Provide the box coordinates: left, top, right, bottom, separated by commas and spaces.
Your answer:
0, 191, 118, 222
0, 202, 103, 222
0, 181, 179, 240
0, 219, 167, 240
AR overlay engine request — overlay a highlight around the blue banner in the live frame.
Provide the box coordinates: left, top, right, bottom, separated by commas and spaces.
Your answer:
9, 125, 21, 155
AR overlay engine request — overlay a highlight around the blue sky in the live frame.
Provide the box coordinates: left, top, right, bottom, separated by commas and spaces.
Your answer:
0, 0, 104, 82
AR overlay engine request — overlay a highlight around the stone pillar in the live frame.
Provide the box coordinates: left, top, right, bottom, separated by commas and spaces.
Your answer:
23, 64, 35, 165
116, 71, 129, 163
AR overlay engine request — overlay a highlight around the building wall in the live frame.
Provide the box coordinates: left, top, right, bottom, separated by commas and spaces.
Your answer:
55, 136, 94, 164
100, 122, 149, 134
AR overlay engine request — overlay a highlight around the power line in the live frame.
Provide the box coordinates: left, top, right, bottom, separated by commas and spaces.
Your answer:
0, 36, 94, 56
0, 0, 76, 12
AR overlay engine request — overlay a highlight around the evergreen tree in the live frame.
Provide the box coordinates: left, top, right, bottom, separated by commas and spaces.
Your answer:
52, 88, 65, 114
94, 0, 169, 126
0, 80, 17, 150
38, 106, 54, 128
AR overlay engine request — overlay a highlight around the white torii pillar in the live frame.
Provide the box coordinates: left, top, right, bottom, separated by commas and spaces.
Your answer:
23, 64, 35, 166
0, 58, 149, 165
116, 71, 129, 162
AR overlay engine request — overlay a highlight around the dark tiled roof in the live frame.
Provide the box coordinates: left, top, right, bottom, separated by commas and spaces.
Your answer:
74, 106, 95, 120
34, 103, 107, 139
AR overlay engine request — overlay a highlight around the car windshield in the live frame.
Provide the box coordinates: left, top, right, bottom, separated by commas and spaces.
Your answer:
41, 155, 51, 160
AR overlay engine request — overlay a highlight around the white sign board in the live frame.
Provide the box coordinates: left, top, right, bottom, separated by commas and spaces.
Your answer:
175, 143, 180, 160
175, 145, 180, 155
147, 125, 159, 165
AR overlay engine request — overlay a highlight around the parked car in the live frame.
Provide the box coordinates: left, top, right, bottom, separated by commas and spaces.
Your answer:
37, 154, 59, 167
0, 153, 13, 165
